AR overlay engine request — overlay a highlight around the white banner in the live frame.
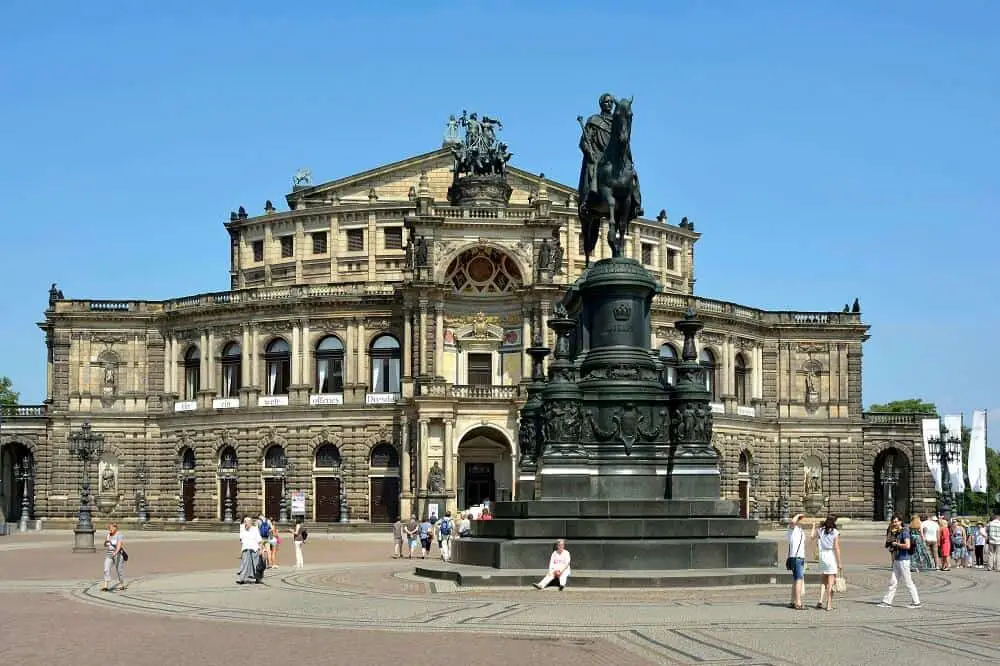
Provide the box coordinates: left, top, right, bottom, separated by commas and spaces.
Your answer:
943, 414, 965, 493
921, 418, 942, 493
969, 410, 988, 493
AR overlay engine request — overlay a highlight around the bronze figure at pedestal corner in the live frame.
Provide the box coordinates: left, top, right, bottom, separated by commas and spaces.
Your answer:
577, 93, 644, 266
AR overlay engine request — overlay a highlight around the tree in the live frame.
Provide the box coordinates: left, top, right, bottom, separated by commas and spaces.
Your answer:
867, 398, 937, 414
0, 375, 18, 408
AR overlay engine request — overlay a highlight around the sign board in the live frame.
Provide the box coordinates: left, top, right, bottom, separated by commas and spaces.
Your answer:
291, 491, 306, 516
174, 401, 197, 412
310, 393, 344, 406
365, 392, 398, 405
212, 397, 240, 410
258, 395, 289, 407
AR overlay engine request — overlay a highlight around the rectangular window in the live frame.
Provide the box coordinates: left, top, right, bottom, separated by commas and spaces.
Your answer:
667, 249, 677, 271
347, 229, 364, 252
280, 236, 294, 258
578, 233, 585, 253
221, 361, 241, 398
641, 243, 653, 266
312, 231, 328, 255
384, 227, 403, 250
184, 365, 200, 400
252, 240, 264, 263
468, 353, 493, 386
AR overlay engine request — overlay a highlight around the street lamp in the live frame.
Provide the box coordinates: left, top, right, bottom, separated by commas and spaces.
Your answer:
15, 456, 33, 532
750, 461, 762, 521
218, 453, 238, 523
134, 459, 149, 523
880, 455, 900, 522
275, 454, 295, 524
68, 423, 105, 552
779, 460, 791, 523
928, 424, 962, 519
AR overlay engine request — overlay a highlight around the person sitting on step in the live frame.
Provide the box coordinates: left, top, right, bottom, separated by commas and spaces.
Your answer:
533, 539, 571, 591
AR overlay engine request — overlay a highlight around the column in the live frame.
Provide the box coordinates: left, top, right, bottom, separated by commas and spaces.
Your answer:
250, 325, 259, 387
659, 231, 668, 285
400, 417, 411, 495
164, 335, 173, 395
520, 305, 530, 378
540, 301, 551, 349
434, 303, 444, 378
418, 300, 428, 376
240, 326, 250, 387
291, 321, 302, 385
402, 307, 412, 378
81, 334, 91, 395
444, 420, 455, 493
367, 212, 377, 282
345, 319, 356, 385
206, 329, 216, 391
356, 317, 366, 390
754, 346, 764, 400
169, 337, 179, 395
301, 320, 312, 391
418, 419, 429, 492
199, 331, 209, 386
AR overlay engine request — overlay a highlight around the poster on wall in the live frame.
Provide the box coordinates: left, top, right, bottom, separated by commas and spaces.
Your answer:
427, 503, 439, 520
291, 491, 306, 516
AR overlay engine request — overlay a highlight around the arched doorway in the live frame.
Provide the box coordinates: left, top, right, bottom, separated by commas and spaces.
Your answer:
874, 448, 910, 521
218, 446, 238, 521
179, 447, 196, 521
313, 443, 342, 523
458, 426, 513, 510
0, 442, 34, 523
262, 445, 286, 520
368, 443, 400, 523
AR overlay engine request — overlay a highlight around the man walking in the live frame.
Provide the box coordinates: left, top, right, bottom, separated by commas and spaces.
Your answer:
920, 514, 939, 570
987, 513, 1000, 570
879, 514, 920, 608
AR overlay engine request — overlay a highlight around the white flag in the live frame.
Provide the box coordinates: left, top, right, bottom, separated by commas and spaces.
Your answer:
968, 410, 988, 493
921, 418, 942, 493
942, 414, 965, 493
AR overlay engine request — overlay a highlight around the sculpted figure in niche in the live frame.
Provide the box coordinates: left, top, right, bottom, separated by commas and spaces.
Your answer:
104, 363, 116, 387
550, 233, 564, 274
101, 462, 117, 493
537, 238, 552, 270
802, 457, 823, 495
427, 461, 445, 493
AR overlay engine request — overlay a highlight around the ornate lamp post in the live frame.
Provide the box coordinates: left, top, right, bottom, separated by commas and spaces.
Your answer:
176, 470, 187, 522
750, 461, 762, 521
69, 423, 105, 552
276, 454, 294, 524
218, 453, 237, 523
879, 455, 900, 521
779, 460, 791, 523
134, 459, 149, 523
15, 456, 34, 532
928, 424, 962, 519
339, 456, 350, 523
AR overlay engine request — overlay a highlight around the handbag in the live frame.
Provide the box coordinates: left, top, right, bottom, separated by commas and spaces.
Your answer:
833, 573, 846, 593
120, 549, 129, 562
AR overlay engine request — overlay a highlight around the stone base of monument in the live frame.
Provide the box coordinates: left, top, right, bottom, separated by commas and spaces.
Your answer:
429, 499, 779, 577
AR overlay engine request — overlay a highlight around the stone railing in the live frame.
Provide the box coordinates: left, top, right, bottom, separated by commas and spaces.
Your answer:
431, 205, 535, 221
652, 293, 862, 326
417, 384, 521, 400
863, 412, 925, 425
0, 404, 48, 418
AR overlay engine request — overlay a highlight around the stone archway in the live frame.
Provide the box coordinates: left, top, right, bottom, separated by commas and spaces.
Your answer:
874, 448, 910, 521
457, 425, 513, 510
0, 441, 34, 523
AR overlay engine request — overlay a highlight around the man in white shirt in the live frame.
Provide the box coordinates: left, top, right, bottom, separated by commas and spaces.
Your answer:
236, 516, 263, 584
920, 515, 940, 570
786, 514, 808, 609
534, 539, 572, 591
987, 514, 1000, 571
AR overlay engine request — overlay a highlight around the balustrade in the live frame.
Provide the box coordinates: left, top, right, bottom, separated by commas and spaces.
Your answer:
0, 404, 47, 418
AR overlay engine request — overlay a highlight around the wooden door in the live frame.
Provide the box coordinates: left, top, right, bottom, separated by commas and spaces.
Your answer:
369, 477, 400, 523
264, 478, 282, 520
465, 462, 495, 507
220, 479, 238, 519
182, 479, 196, 521
315, 477, 341, 523
738, 480, 749, 519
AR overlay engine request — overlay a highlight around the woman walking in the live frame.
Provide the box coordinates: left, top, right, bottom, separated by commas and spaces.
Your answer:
786, 514, 807, 610
292, 518, 306, 569
938, 518, 951, 570
812, 516, 841, 611
907, 516, 935, 572
101, 522, 126, 592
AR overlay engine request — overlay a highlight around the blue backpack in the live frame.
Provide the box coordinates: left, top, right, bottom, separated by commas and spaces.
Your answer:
259, 520, 270, 538
439, 518, 452, 537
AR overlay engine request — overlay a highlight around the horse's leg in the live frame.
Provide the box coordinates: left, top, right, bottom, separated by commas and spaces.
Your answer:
603, 188, 618, 257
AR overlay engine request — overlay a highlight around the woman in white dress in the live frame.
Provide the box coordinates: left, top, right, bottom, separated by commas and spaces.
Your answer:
812, 515, 841, 611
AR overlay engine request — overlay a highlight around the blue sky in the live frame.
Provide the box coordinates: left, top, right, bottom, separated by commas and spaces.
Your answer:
1, 2, 997, 434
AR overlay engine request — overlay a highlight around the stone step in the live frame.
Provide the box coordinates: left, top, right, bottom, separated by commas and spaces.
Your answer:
494, 499, 740, 519
474, 517, 758, 540
451, 537, 779, 570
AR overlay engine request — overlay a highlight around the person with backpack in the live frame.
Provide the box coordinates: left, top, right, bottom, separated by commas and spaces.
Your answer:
291, 518, 307, 569
878, 514, 921, 608
436, 512, 453, 561
906, 516, 934, 572
258, 515, 274, 568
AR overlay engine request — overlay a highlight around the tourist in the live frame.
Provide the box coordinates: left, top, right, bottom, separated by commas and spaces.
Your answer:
533, 539, 571, 591
270, 517, 282, 568
938, 518, 951, 570
878, 514, 920, 608
458, 512, 471, 538
480, 507, 493, 521
920, 514, 939, 570
237, 516, 264, 584
292, 518, 305, 569
258, 515, 273, 568
950, 519, 968, 568
404, 514, 419, 558
987, 513, 1000, 570
436, 511, 453, 561
811, 516, 841, 611
392, 517, 404, 558
907, 516, 934, 572
418, 515, 433, 558
974, 521, 988, 568
101, 522, 126, 592
786, 514, 807, 610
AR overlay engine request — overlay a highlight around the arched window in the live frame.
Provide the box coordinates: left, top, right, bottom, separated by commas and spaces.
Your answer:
183, 347, 200, 400
181, 448, 196, 470
221, 342, 241, 398
369, 443, 399, 468
219, 445, 238, 469
314, 443, 342, 469
265, 338, 290, 396
738, 450, 750, 474
370, 335, 401, 395
315, 336, 345, 394
734, 354, 749, 406
263, 445, 286, 469
659, 343, 678, 387
699, 349, 719, 402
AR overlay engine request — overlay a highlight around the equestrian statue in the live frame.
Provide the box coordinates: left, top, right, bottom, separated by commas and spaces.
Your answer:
577, 93, 643, 267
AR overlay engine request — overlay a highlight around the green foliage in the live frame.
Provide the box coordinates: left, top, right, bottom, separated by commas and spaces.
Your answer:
867, 398, 937, 414
0, 376, 18, 407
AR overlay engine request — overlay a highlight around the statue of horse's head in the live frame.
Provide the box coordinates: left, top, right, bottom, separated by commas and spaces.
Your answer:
612, 96, 634, 141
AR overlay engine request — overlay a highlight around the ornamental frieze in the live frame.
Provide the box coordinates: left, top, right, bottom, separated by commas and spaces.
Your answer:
699, 331, 727, 346
655, 325, 683, 340
797, 342, 826, 354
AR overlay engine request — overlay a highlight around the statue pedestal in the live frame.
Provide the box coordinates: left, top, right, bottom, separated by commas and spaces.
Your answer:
73, 529, 96, 553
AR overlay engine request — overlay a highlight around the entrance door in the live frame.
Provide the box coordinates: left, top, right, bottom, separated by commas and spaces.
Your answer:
264, 478, 283, 519
182, 479, 196, 521
369, 477, 400, 523
220, 479, 238, 519
738, 480, 749, 519
465, 462, 495, 507
315, 477, 342, 522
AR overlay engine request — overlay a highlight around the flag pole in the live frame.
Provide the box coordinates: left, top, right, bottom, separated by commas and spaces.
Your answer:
986, 409, 991, 518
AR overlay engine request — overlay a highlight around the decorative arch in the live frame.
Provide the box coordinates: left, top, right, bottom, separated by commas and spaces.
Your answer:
441, 245, 525, 294
455, 422, 515, 456
310, 429, 343, 452
872, 444, 912, 520
255, 430, 289, 459
0, 434, 39, 456
314, 443, 342, 468
369, 442, 400, 468
180, 447, 196, 470
213, 429, 239, 456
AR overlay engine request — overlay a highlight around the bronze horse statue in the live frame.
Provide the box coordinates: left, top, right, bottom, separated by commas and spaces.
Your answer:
579, 97, 642, 267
